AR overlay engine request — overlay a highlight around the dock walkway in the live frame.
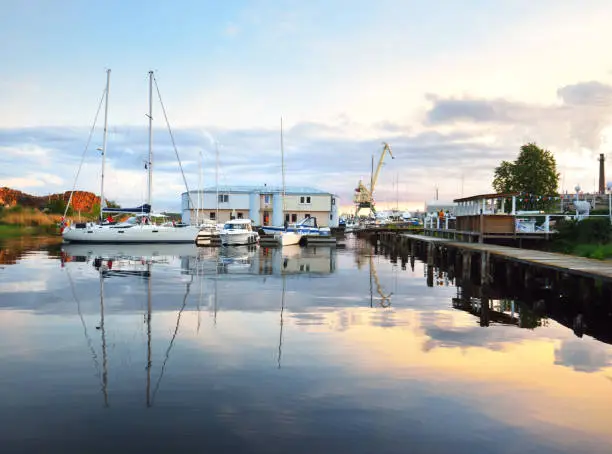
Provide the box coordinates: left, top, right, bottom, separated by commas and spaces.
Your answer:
401, 234, 612, 281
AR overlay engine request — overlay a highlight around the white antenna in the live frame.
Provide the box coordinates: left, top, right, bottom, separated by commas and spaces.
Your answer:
99, 69, 110, 220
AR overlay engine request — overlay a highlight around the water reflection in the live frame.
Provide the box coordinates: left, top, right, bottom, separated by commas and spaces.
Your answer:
1, 238, 612, 453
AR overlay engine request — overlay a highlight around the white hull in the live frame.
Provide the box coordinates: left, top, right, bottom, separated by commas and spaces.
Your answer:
275, 231, 302, 246
195, 229, 219, 246
220, 232, 259, 246
62, 224, 199, 243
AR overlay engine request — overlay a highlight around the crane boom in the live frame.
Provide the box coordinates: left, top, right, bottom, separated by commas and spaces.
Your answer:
371, 142, 394, 195
353, 142, 395, 217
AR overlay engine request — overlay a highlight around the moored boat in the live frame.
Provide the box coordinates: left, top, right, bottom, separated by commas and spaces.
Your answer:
62, 70, 198, 245
220, 219, 259, 246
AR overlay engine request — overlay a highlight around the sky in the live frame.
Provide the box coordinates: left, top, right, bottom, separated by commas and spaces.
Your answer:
2, 0, 612, 213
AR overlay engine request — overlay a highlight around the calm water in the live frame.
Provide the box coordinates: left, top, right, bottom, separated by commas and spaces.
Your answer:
1, 236, 611, 454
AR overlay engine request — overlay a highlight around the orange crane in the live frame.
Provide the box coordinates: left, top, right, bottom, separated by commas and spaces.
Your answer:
353, 142, 394, 217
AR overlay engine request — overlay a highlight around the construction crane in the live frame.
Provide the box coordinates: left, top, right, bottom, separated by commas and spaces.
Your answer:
353, 142, 394, 217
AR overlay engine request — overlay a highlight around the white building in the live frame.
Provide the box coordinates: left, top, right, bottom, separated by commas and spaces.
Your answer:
182, 185, 339, 227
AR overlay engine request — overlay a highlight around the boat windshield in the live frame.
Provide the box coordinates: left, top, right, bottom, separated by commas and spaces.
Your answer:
223, 223, 241, 230
125, 216, 139, 225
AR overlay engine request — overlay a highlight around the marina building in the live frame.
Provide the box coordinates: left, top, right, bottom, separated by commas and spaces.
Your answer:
181, 185, 339, 227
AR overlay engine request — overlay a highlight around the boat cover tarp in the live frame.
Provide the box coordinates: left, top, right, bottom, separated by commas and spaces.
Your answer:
102, 204, 151, 214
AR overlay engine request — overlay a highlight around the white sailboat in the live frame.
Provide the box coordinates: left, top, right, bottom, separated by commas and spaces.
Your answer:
273, 117, 301, 246
63, 70, 199, 244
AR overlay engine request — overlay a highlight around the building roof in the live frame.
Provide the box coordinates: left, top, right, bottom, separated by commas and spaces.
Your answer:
454, 192, 519, 203
183, 185, 335, 196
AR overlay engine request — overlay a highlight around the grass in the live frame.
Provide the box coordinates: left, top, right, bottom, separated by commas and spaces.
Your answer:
0, 207, 63, 238
570, 243, 612, 260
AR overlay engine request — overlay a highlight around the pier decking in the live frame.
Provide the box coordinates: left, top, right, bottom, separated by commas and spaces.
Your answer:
401, 233, 612, 281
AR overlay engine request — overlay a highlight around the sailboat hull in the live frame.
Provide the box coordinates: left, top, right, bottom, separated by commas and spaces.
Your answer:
62, 224, 199, 243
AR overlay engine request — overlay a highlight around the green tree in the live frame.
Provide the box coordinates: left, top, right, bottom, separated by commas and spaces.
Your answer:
46, 198, 72, 215
90, 202, 101, 217
493, 143, 559, 210
493, 143, 559, 194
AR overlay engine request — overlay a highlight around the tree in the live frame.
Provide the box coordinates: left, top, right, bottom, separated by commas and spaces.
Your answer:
46, 197, 72, 216
493, 143, 559, 195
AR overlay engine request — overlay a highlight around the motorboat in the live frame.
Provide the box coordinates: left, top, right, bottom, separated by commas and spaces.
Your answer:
261, 216, 331, 236
220, 219, 259, 246
195, 219, 220, 246
344, 219, 358, 233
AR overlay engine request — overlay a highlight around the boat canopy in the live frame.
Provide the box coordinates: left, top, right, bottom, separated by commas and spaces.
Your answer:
102, 204, 151, 214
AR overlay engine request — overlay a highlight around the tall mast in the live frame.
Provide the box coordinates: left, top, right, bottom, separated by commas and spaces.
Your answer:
370, 154, 374, 215
396, 173, 399, 211
147, 71, 154, 208
99, 69, 111, 221
197, 150, 202, 225
215, 142, 219, 222
281, 117, 286, 216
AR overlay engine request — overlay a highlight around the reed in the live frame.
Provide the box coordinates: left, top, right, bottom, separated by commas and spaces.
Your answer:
0, 209, 61, 226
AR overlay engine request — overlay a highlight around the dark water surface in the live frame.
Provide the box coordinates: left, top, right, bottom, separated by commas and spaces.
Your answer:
1, 236, 611, 454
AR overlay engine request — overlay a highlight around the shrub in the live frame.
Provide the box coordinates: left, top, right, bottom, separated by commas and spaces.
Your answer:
555, 217, 611, 245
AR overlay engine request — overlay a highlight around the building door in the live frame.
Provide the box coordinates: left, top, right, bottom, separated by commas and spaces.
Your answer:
263, 211, 270, 226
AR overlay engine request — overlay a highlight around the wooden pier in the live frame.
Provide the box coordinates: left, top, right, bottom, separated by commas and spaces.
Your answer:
398, 233, 612, 281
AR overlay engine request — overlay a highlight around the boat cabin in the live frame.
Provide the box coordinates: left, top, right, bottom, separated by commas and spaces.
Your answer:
223, 219, 253, 231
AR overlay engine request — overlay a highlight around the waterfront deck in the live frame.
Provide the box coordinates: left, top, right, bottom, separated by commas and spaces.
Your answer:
402, 233, 612, 281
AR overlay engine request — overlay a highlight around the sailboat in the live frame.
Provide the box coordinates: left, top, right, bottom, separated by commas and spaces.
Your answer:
62, 70, 199, 244
273, 118, 301, 246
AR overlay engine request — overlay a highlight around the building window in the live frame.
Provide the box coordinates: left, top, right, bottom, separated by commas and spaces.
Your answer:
218, 194, 229, 203
300, 196, 305, 203
330, 213, 333, 220
237, 212, 243, 219
305, 213, 311, 218
291, 213, 297, 222
285, 213, 290, 222
264, 195, 270, 204
331, 197, 335, 205
306, 196, 311, 203
210, 212, 216, 220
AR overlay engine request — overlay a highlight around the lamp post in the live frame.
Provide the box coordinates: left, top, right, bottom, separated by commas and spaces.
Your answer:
607, 182, 612, 224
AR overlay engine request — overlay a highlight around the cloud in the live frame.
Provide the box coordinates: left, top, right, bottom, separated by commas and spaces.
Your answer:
425, 81, 612, 151
3, 77, 612, 211
557, 81, 612, 107
0, 120, 503, 211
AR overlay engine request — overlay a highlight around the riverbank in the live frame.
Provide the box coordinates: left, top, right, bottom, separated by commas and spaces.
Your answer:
0, 207, 62, 239
0, 224, 60, 239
